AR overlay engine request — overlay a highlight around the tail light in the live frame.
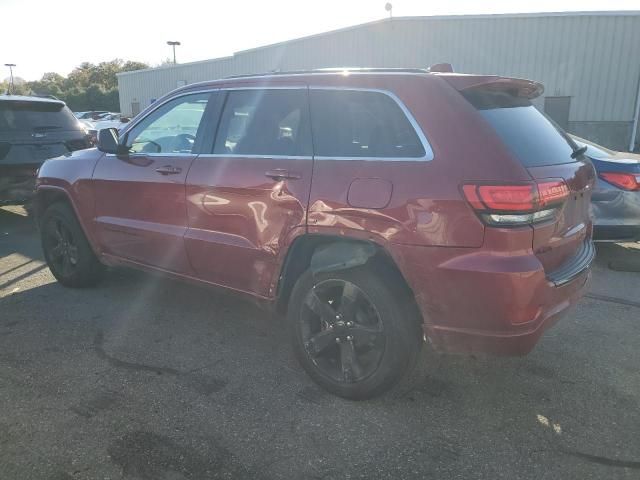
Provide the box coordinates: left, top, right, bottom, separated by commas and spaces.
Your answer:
462, 180, 569, 226
599, 172, 640, 191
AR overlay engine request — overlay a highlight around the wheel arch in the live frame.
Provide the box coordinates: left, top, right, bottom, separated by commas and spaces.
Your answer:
35, 186, 101, 257
276, 234, 421, 323
35, 186, 74, 220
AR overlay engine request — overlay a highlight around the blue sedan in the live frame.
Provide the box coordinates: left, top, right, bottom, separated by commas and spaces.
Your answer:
570, 135, 640, 242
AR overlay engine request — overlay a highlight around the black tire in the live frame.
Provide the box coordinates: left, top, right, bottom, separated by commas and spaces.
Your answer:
288, 266, 422, 400
40, 202, 105, 287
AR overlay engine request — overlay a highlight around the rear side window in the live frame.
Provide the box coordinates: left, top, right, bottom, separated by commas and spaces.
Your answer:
0, 101, 79, 132
309, 90, 425, 158
463, 90, 576, 167
214, 89, 312, 157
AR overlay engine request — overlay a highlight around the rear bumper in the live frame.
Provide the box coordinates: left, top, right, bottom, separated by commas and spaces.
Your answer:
393, 238, 594, 356
0, 166, 39, 204
425, 269, 590, 356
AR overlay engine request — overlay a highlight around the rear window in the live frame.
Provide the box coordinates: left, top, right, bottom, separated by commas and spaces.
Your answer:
0, 101, 80, 132
463, 90, 577, 167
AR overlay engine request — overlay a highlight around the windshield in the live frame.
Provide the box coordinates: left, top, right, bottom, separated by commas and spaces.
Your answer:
464, 89, 578, 167
0, 101, 80, 132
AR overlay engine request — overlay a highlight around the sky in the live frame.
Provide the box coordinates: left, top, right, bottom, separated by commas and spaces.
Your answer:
1, 0, 638, 81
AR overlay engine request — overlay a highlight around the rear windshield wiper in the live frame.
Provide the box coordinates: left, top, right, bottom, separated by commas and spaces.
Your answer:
571, 145, 588, 159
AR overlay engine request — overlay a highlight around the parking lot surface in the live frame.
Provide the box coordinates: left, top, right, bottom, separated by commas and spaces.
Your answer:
1, 205, 639, 480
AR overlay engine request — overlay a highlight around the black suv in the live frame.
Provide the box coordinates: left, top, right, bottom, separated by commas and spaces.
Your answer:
0, 95, 90, 207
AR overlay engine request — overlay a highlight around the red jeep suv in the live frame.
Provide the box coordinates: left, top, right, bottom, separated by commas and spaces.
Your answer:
36, 69, 595, 399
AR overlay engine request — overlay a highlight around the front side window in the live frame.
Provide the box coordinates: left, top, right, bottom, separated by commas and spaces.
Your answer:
126, 93, 209, 154
309, 90, 426, 158
213, 89, 311, 156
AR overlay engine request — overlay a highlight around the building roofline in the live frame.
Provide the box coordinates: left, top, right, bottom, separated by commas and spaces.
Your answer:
116, 10, 640, 78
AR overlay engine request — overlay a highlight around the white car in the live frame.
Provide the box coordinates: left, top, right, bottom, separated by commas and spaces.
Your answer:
83, 115, 131, 145
92, 116, 130, 132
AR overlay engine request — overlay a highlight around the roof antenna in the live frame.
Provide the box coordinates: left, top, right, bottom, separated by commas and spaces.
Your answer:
385, 2, 392, 19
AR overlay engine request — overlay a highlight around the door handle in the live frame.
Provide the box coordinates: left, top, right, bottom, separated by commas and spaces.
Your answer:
155, 165, 182, 175
265, 169, 301, 181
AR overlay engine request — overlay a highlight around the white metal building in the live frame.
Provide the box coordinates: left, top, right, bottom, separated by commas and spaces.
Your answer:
117, 11, 640, 150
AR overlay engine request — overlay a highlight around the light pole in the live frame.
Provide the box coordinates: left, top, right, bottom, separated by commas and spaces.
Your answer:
385, 2, 393, 19
166, 41, 181, 64
4, 63, 16, 94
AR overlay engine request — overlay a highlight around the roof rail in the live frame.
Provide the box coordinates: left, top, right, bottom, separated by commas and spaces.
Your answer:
225, 67, 430, 79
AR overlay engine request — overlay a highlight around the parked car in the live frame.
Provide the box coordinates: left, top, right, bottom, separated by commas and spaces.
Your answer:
1, 95, 92, 208
84, 116, 130, 145
569, 135, 640, 241
35, 69, 595, 399
99, 112, 122, 121
74, 111, 109, 120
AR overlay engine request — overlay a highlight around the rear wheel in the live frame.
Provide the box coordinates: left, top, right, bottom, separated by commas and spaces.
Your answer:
288, 266, 422, 400
40, 202, 104, 287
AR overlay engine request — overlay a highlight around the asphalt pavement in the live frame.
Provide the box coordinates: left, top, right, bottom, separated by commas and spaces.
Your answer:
1, 205, 639, 480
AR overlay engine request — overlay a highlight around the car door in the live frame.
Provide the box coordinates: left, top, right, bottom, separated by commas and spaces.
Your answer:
185, 86, 313, 296
92, 91, 214, 273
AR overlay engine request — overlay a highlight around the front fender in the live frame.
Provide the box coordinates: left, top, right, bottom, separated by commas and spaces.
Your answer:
36, 149, 104, 253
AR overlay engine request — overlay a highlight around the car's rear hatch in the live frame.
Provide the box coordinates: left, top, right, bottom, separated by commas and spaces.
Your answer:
0, 99, 88, 167
445, 75, 595, 275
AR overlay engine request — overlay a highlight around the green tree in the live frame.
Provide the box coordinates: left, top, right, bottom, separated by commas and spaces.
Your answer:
24, 59, 149, 111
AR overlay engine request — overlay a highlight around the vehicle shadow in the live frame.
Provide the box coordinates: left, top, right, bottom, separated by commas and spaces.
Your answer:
595, 241, 640, 272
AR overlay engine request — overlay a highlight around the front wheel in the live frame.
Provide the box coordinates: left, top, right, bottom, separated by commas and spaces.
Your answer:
40, 202, 104, 287
288, 266, 422, 400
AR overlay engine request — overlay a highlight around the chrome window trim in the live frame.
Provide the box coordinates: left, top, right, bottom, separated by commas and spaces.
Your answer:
218, 86, 308, 91
121, 86, 434, 162
129, 152, 199, 158
308, 86, 434, 162
198, 154, 313, 160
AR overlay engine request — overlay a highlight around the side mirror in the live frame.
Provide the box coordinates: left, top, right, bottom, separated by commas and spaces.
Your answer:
120, 117, 130, 124
97, 128, 128, 155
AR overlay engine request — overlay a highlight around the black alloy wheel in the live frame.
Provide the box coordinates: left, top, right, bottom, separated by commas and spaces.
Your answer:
289, 267, 421, 400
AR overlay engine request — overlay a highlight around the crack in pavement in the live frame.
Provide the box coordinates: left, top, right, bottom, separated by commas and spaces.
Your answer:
586, 293, 640, 309
93, 331, 180, 376
559, 447, 640, 469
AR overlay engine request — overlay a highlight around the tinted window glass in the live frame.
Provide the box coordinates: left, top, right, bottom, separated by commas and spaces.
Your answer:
309, 90, 425, 158
0, 101, 79, 132
127, 93, 209, 154
214, 89, 311, 156
464, 90, 577, 167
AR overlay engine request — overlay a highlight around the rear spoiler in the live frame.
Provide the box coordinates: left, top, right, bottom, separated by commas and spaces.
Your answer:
438, 74, 544, 99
